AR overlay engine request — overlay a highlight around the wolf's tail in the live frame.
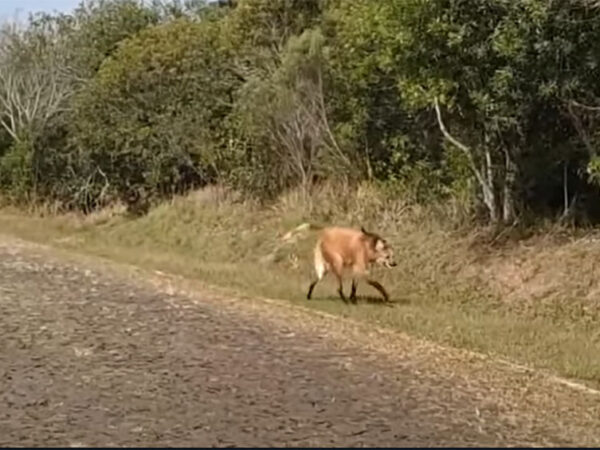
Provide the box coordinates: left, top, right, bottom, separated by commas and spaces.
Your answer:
281, 222, 323, 241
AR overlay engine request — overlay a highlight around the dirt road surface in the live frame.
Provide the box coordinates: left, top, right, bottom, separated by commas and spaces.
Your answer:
1, 236, 599, 447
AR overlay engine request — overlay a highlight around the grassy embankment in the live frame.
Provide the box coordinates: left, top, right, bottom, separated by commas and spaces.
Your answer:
2, 183, 600, 387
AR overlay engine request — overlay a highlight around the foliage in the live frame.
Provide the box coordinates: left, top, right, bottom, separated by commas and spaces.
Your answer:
0, 138, 34, 201
1, 0, 600, 225
328, 0, 600, 223
61, 0, 160, 79
230, 27, 353, 199
71, 17, 238, 211
324, 0, 451, 202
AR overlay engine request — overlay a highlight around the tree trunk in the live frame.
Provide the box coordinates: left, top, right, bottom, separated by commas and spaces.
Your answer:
482, 146, 499, 224
501, 148, 517, 225
562, 160, 569, 218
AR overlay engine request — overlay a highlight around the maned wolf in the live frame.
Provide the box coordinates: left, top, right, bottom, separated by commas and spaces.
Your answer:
282, 223, 396, 303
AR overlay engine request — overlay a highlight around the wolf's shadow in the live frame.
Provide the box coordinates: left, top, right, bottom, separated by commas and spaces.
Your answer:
320, 295, 407, 307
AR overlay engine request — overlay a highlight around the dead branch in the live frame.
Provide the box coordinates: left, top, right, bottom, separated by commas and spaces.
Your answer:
434, 97, 498, 221
570, 99, 600, 112
566, 100, 597, 157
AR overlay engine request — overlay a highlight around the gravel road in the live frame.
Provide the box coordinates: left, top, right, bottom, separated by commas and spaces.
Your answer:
0, 238, 598, 447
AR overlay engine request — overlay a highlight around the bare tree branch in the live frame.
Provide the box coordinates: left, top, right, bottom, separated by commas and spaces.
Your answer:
434, 97, 498, 222
565, 100, 597, 156
570, 99, 600, 111
0, 21, 75, 143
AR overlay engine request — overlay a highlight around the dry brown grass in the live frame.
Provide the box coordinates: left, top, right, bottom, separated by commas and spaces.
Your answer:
2, 182, 600, 387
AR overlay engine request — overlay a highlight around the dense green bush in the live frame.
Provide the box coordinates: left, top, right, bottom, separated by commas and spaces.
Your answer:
71, 17, 239, 211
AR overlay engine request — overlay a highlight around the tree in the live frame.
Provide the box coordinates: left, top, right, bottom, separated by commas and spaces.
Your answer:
0, 19, 76, 200
324, 0, 450, 201
62, 0, 160, 80
344, 0, 600, 224
222, 0, 324, 80
232, 28, 351, 202
0, 22, 72, 144
71, 17, 240, 211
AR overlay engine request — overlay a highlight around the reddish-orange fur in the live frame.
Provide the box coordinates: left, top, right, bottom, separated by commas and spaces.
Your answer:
282, 223, 396, 303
